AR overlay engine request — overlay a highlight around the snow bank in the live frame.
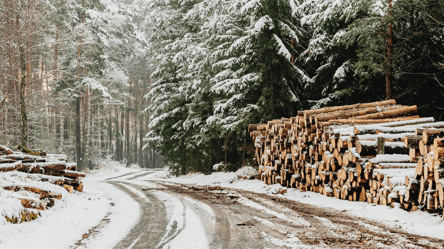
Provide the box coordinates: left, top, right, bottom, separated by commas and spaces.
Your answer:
0, 182, 110, 248
236, 166, 258, 178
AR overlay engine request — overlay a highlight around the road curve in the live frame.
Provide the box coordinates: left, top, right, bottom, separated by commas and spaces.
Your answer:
77, 172, 444, 249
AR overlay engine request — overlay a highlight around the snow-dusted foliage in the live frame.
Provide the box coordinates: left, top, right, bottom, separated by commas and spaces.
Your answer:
143, 0, 311, 174
142, 0, 444, 175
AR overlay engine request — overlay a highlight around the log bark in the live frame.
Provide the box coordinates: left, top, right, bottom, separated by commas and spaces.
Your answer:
322, 116, 421, 127
434, 147, 444, 161
19, 198, 46, 210
355, 105, 417, 120
434, 138, 444, 148
4, 185, 62, 200
423, 129, 444, 145
314, 105, 402, 123
301, 99, 396, 117
404, 135, 422, 149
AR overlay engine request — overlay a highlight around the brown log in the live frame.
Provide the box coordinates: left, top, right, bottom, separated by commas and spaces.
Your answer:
373, 163, 417, 170
323, 186, 333, 197
434, 138, 444, 148
44, 169, 86, 179
5, 154, 46, 162
301, 99, 396, 117
28, 173, 80, 187
438, 181, 444, 208
415, 157, 424, 179
355, 105, 417, 120
356, 140, 408, 156
354, 126, 413, 135
356, 141, 377, 156
321, 116, 421, 127
64, 185, 74, 194
423, 129, 444, 145
22, 162, 67, 173
0, 161, 23, 172
427, 153, 435, 172
19, 198, 47, 210
419, 140, 426, 156
314, 105, 402, 123
434, 147, 444, 161
416, 128, 425, 136
434, 166, 444, 184
0, 145, 14, 155
404, 135, 422, 149
409, 148, 419, 162
4, 185, 62, 200
388, 194, 400, 204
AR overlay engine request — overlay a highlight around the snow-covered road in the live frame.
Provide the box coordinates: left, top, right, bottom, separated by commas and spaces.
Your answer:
78, 171, 444, 248
5, 168, 444, 248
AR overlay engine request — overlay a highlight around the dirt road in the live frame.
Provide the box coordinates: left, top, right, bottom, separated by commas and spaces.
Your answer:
80, 172, 444, 248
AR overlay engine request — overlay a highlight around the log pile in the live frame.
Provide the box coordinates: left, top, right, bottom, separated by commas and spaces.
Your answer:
403, 129, 444, 213
0, 144, 84, 216
249, 100, 444, 215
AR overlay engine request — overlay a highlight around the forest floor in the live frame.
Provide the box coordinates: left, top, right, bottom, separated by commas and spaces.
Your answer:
4, 167, 444, 248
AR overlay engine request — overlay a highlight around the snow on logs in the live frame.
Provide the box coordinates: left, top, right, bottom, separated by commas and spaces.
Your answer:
0, 148, 84, 213
249, 100, 444, 216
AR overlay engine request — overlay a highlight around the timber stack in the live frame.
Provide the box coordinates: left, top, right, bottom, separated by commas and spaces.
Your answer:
0, 144, 84, 216
249, 99, 444, 215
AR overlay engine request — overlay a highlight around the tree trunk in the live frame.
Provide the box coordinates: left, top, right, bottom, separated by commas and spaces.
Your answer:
63, 115, 69, 140
120, 110, 124, 162
19, 46, 27, 147
75, 0, 85, 171
125, 107, 130, 165
82, 88, 89, 168
139, 114, 144, 167
76, 98, 82, 171
386, 0, 393, 99
115, 107, 120, 161
108, 108, 113, 157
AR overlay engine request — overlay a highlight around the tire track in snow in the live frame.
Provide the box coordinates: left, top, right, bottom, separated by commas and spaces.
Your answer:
105, 172, 141, 181
154, 182, 276, 249
152, 190, 187, 248
110, 182, 168, 249
126, 171, 155, 180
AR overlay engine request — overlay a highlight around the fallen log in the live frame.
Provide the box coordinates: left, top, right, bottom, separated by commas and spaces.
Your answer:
19, 198, 47, 210
4, 154, 45, 162
3, 185, 62, 200
22, 162, 67, 173
0, 161, 22, 172
0, 145, 14, 155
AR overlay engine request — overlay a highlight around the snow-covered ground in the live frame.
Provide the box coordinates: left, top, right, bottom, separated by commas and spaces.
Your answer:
0, 161, 142, 248
3, 164, 444, 248
0, 180, 126, 248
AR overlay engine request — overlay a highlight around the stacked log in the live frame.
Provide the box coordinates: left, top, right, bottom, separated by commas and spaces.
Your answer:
403, 128, 444, 213
0, 145, 84, 214
250, 100, 444, 215
0, 149, 84, 192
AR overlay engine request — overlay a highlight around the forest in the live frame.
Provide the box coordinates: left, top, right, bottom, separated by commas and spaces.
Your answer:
0, 0, 442, 174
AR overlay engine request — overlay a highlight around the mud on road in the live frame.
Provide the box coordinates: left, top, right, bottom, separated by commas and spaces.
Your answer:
157, 182, 444, 249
